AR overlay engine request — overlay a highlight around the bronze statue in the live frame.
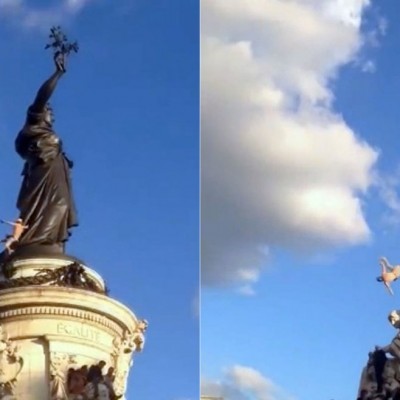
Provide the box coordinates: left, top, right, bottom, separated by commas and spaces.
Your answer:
10, 27, 79, 256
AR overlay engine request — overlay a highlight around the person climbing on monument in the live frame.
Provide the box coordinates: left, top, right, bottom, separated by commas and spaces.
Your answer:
104, 367, 117, 399
0, 218, 29, 254
87, 360, 107, 398
376, 257, 400, 295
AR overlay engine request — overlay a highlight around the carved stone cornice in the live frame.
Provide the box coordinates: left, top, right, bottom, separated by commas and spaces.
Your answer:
0, 306, 122, 336
0, 286, 138, 334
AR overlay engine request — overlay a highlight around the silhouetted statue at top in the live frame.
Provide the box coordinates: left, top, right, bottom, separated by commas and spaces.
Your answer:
12, 28, 79, 256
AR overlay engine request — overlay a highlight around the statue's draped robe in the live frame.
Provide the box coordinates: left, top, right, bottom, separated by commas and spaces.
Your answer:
15, 109, 78, 249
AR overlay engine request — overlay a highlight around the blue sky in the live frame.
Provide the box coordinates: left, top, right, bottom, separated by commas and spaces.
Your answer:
0, 1, 199, 400
201, 1, 400, 400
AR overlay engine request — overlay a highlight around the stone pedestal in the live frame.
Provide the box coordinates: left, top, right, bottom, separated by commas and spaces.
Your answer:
0, 256, 147, 400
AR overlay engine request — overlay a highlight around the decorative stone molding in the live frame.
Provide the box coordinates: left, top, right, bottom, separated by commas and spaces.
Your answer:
389, 310, 400, 329
0, 286, 138, 334
0, 306, 122, 335
0, 257, 106, 293
0, 256, 105, 289
134, 319, 148, 352
50, 352, 77, 400
0, 327, 23, 399
112, 335, 133, 398
111, 319, 148, 397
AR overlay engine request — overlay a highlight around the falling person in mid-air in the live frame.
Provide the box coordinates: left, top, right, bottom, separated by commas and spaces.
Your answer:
377, 257, 400, 295
0, 218, 29, 254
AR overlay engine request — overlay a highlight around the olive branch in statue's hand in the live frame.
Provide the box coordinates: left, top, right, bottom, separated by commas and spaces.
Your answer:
45, 26, 79, 73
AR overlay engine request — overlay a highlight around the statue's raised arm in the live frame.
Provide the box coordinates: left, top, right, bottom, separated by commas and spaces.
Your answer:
29, 64, 64, 116
28, 26, 78, 121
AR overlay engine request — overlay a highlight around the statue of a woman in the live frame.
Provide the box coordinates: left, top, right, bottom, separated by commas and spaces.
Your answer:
13, 54, 78, 255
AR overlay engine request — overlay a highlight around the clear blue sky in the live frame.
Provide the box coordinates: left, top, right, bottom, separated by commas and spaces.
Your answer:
201, 1, 400, 400
0, 1, 199, 400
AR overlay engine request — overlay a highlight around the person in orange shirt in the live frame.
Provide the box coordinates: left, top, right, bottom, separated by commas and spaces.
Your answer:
377, 257, 400, 295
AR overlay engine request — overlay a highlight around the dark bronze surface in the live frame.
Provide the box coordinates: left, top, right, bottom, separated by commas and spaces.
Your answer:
12, 27, 79, 257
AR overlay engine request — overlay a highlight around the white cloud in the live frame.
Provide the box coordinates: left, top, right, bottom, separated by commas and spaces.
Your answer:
237, 284, 256, 296
361, 60, 376, 73
0, 0, 95, 29
378, 17, 388, 36
201, 365, 294, 400
201, 0, 380, 287
0, 0, 22, 8
65, 0, 92, 12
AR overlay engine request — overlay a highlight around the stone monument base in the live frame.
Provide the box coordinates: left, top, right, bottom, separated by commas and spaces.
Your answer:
0, 256, 147, 400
